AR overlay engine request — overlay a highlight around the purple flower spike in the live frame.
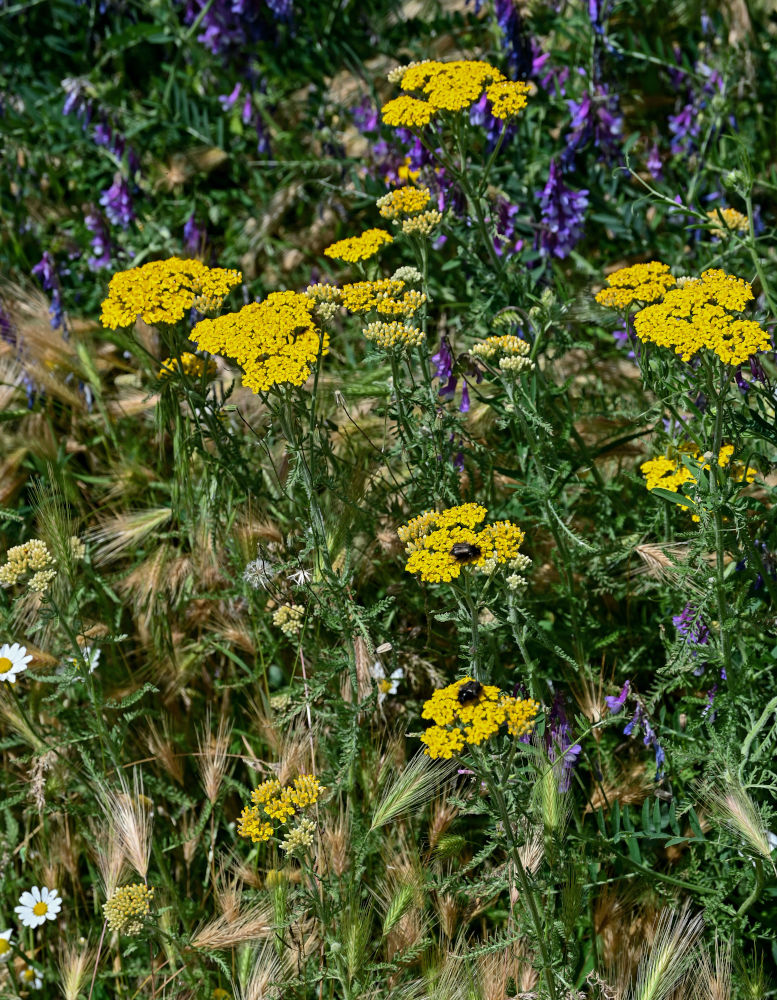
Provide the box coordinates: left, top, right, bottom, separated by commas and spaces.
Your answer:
183, 213, 206, 256
672, 603, 710, 646
605, 680, 630, 715
32, 252, 66, 332
647, 143, 663, 180
536, 160, 588, 259
99, 174, 134, 229
85, 210, 111, 270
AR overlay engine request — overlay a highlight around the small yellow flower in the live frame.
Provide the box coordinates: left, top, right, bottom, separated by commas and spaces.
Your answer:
381, 95, 435, 128
633, 268, 770, 367
158, 352, 216, 380
191, 291, 328, 393
363, 321, 424, 350
486, 80, 531, 119
707, 207, 748, 238
103, 883, 154, 935
101, 258, 241, 329
595, 261, 675, 310
377, 186, 432, 219
323, 229, 394, 263
420, 678, 539, 759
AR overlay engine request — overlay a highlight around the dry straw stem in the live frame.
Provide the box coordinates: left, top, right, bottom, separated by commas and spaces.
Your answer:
627, 905, 704, 1000
197, 709, 233, 803
370, 751, 459, 830
97, 769, 153, 881
58, 940, 95, 1000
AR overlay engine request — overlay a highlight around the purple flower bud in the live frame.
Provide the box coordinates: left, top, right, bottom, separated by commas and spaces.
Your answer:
218, 83, 242, 111
672, 603, 709, 646
605, 680, 630, 715
646, 143, 663, 180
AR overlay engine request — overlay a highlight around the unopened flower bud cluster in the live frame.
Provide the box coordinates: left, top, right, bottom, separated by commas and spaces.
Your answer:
363, 321, 424, 350
103, 883, 154, 935
272, 603, 305, 637
0, 536, 84, 594
402, 210, 442, 236
279, 817, 316, 856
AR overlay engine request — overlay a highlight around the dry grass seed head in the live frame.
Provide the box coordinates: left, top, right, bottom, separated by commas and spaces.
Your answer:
191, 902, 273, 950
58, 941, 95, 1000
318, 809, 350, 877
627, 904, 704, 1000
427, 796, 458, 850
197, 709, 233, 804
93, 817, 127, 900
693, 936, 731, 1000
233, 941, 283, 1000
697, 771, 775, 865
86, 508, 173, 567
98, 769, 152, 881
145, 715, 184, 785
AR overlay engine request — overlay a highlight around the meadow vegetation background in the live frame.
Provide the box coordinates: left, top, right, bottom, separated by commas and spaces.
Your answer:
2, 0, 777, 997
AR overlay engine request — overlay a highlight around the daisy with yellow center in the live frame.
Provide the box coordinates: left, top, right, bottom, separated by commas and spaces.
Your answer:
0, 929, 13, 964
18, 965, 43, 990
15, 886, 62, 928
0, 642, 32, 684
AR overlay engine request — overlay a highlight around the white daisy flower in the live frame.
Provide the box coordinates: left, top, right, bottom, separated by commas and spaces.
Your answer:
0, 928, 13, 963
73, 645, 100, 675
15, 886, 62, 928
370, 661, 404, 705
18, 965, 43, 989
0, 643, 32, 684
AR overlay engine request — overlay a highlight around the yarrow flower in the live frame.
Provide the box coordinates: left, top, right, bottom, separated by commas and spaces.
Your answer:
595, 261, 676, 310
238, 774, 325, 844
641, 444, 756, 516
377, 186, 431, 219
101, 258, 242, 329
633, 269, 770, 367
401, 210, 443, 236
272, 603, 304, 637
279, 817, 316, 856
0, 539, 56, 593
191, 291, 328, 393
398, 503, 530, 584
706, 207, 748, 238
323, 229, 393, 263
103, 883, 154, 935
382, 59, 530, 128
363, 321, 424, 350
0, 643, 32, 684
420, 677, 539, 759
158, 353, 217, 380
15, 886, 62, 928
472, 335, 534, 376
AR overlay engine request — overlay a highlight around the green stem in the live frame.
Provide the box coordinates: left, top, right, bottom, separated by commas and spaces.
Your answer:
737, 858, 765, 918
708, 364, 733, 682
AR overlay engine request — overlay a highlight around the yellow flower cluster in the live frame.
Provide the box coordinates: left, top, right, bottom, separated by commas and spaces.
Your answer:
382, 59, 530, 127
190, 291, 328, 393
485, 80, 532, 119
272, 603, 305, 637
595, 261, 676, 310
398, 503, 529, 584
306, 279, 425, 325
103, 883, 154, 935
420, 678, 539, 759
238, 774, 325, 844
633, 269, 770, 366
641, 444, 756, 515
280, 817, 316, 856
158, 352, 216, 380
100, 258, 241, 329
377, 186, 432, 219
472, 335, 534, 375
707, 207, 748, 237
0, 538, 73, 594
340, 279, 407, 312
363, 321, 424, 350
323, 229, 393, 263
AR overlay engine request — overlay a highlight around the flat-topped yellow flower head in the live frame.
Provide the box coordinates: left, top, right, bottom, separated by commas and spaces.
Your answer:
101, 257, 241, 328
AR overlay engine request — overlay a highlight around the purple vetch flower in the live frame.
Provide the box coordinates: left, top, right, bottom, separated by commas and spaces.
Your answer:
352, 96, 379, 135
672, 603, 710, 647
546, 698, 582, 792
623, 702, 665, 780
735, 367, 750, 394
32, 252, 66, 332
242, 95, 254, 126
493, 196, 522, 258
183, 213, 206, 256
530, 39, 569, 97
563, 82, 623, 165
493, 0, 532, 76
536, 160, 588, 259
256, 114, 271, 156
749, 356, 767, 384
266, 0, 293, 18
613, 323, 637, 361
647, 143, 663, 180
99, 174, 134, 229
85, 210, 111, 270
605, 680, 630, 715
62, 77, 92, 121
432, 337, 454, 385
432, 337, 478, 413
218, 83, 242, 111
93, 121, 112, 146
702, 683, 718, 720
